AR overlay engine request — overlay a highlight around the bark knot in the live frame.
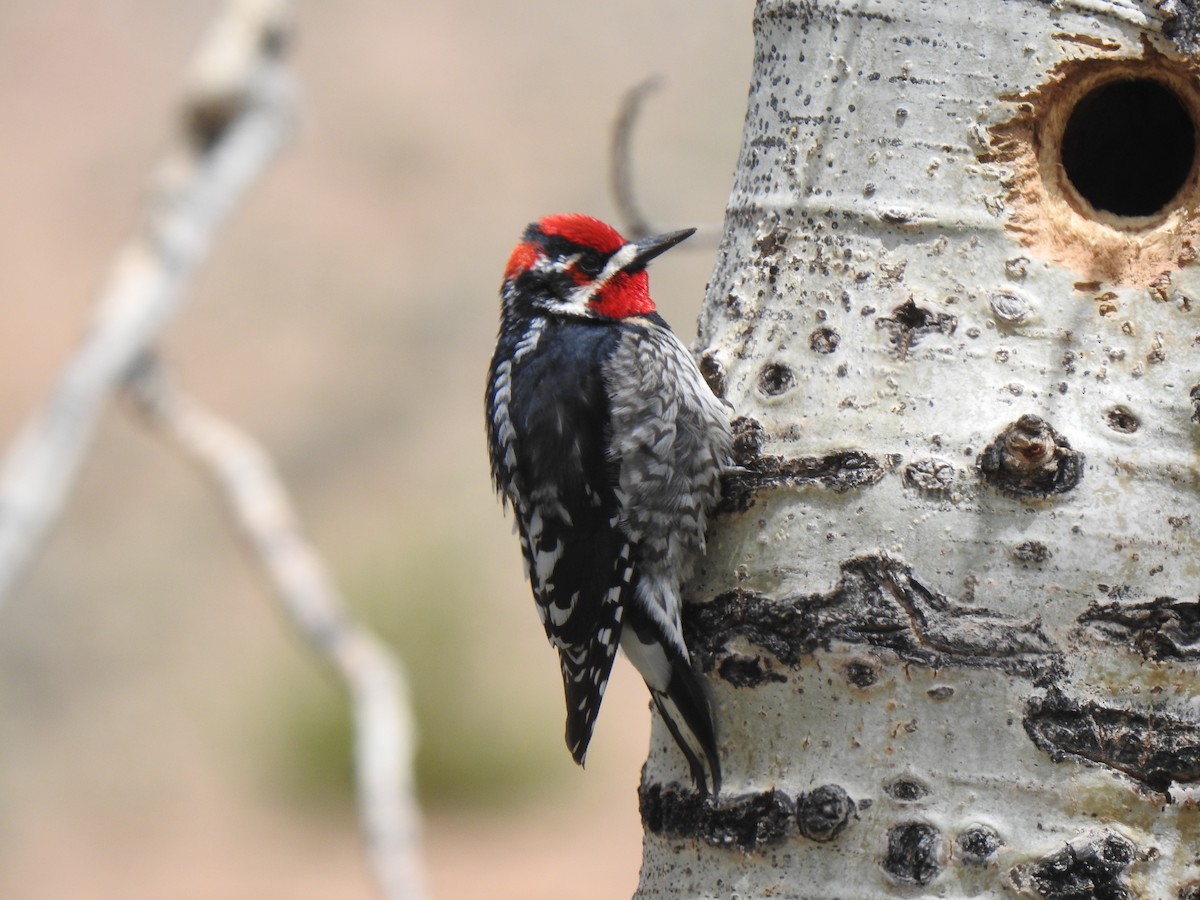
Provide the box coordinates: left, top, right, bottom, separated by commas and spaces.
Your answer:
977, 415, 1083, 498
874, 298, 957, 359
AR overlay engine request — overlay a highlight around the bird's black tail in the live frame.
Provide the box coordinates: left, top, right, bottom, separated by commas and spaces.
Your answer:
650, 653, 722, 797
622, 606, 721, 796
559, 634, 622, 767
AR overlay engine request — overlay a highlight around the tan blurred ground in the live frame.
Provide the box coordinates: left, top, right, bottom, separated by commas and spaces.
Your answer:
0, 3, 750, 898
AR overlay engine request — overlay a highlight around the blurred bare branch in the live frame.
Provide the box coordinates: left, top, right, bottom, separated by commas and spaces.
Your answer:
0, 2, 427, 898
127, 356, 427, 900
608, 76, 721, 244
0, 0, 295, 603
610, 75, 663, 240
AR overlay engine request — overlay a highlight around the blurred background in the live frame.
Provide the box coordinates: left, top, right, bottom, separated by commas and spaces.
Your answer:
0, 3, 750, 898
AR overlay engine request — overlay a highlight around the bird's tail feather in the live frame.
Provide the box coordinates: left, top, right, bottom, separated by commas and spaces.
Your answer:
560, 636, 621, 767
650, 654, 721, 796
620, 599, 721, 795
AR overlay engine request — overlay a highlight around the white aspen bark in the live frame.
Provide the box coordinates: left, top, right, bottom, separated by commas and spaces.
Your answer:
636, 0, 1200, 897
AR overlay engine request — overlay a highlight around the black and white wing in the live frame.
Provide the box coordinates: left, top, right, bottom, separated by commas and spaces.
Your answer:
487, 318, 633, 763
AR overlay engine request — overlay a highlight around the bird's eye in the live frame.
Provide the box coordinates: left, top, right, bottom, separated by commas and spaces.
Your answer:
576, 252, 606, 277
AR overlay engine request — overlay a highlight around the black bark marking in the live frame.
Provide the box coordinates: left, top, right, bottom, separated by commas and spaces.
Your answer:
1009, 831, 1136, 900
1013, 541, 1052, 564
1190, 384, 1200, 423
957, 825, 1001, 865
884, 778, 928, 802
757, 361, 795, 397
721, 417, 884, 513
842, 658, 879, 688
687, 554, 1059, 680
753, 224, 789, 261
698, 350, 726, 399
810, 326, 841, 353
638, 783, 794, 851
759, 0, 896, 27
1105, 405, 1139, 433
1078, 595, 1200, 660
730, 414, 766, 464
717, 653, 787, 688
796, 784, 856, 842
734, 448, 882, 493
977, 414, 1084, 498
903, 457, 957, 493
882, 822, 942, 886
1024, 689, 1200, 792
875, 298, 957, 359
639, 782, 860, 850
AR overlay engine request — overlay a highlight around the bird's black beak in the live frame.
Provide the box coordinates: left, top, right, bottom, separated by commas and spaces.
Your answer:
625, 227, 696, 272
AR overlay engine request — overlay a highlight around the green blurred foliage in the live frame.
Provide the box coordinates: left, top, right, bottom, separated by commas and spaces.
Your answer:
258, 534, 566, 811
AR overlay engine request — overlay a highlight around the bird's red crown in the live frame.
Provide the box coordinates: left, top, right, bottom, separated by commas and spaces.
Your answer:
503, 214, 656, 320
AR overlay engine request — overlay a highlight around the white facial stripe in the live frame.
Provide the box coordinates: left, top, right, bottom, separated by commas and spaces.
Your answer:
540, 297, 589, 316
567, 241, 638, 308
599, 242, 639, 281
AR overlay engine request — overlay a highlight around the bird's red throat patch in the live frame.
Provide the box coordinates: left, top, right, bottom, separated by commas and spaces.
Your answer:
590, 271, 655, 319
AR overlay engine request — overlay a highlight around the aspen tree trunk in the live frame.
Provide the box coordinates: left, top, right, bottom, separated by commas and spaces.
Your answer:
636, 0, 1200, 896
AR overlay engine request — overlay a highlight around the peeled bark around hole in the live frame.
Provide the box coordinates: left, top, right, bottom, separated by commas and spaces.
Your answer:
635, 1, 1200, 897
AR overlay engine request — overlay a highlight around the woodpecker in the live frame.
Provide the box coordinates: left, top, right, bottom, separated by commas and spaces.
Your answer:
486, 213, 732, 795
